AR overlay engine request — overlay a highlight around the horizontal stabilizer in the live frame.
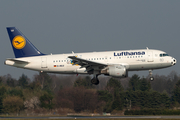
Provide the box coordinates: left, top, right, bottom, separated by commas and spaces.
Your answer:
6, 58, 29, 64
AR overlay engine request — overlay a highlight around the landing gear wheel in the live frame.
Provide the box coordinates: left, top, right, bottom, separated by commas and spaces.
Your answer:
149, 77, 154, 81
91, 78, 96, 84
94, 80, 99, 85
148, 70, 154, 81
91, 77, 99, 85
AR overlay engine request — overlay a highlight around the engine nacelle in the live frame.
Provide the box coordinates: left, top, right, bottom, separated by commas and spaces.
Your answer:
107, 65, 128, 78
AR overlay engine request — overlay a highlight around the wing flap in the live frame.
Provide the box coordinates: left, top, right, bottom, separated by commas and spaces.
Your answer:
68, 56, 107, 73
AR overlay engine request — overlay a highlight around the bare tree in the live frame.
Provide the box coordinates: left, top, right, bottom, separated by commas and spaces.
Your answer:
24, 96, 40, 110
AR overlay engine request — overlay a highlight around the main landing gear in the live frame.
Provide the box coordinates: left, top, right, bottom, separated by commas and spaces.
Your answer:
91, 75, 99, 85
149, 70, 154, 81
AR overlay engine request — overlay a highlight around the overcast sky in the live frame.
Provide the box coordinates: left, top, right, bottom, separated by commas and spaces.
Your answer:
0, 0, 179, 80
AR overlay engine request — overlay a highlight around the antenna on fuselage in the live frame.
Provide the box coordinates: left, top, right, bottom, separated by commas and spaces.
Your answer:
146, 47, 149, 50
72, 51, 75, 56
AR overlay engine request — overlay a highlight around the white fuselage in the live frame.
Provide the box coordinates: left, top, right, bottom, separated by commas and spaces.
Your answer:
5, 49, 176, 75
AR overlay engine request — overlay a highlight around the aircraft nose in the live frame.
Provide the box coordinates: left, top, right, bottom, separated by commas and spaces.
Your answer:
172, 58, 177, 65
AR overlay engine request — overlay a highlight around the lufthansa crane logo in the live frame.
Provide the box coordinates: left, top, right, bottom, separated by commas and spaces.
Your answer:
12, 36, 26, 49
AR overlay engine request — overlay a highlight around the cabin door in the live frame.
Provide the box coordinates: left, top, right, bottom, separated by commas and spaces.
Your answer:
147, 52, 154, 62
41, 57, 47, 68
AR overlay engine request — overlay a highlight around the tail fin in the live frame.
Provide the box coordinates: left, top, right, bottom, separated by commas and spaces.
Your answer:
6, 27, 45, 58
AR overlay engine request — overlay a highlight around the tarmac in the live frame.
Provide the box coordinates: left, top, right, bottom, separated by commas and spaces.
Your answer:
1, 115, 180, 119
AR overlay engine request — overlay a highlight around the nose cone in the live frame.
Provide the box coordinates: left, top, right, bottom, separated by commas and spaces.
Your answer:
172, 58, 177, 65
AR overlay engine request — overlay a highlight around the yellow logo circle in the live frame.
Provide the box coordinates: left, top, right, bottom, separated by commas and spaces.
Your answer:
12, 36, 26, 49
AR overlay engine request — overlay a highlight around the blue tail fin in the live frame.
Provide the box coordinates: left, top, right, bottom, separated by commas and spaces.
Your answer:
7, 27, 45, 58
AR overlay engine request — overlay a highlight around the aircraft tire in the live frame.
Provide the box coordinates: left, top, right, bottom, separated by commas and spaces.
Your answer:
91, 77, 99, 85
149, 77, 154, 81
94, 79, 99, 85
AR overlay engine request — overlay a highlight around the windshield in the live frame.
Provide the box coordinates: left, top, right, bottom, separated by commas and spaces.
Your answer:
160, 53, 169, 57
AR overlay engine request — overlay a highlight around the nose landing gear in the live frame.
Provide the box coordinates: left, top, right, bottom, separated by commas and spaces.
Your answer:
149, 70, 154, 81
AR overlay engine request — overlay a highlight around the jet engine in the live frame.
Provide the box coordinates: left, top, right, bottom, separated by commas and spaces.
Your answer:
103, 65, 128, 78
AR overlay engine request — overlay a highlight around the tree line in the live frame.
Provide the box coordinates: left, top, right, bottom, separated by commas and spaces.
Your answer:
0, 71, 179, 115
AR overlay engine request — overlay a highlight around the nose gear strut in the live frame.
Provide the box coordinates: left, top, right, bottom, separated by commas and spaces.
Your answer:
149, 70, 154, 81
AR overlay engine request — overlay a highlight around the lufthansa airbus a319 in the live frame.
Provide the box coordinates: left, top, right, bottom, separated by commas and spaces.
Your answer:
5, 27, 177, 85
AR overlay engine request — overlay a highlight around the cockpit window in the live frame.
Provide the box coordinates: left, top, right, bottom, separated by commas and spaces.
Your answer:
160, 53, 169, 57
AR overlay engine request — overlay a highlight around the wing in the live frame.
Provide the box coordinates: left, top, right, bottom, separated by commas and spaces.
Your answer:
68, 56, 107, 73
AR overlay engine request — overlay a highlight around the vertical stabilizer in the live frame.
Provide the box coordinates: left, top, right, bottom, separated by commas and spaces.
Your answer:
7, 27, 45, 58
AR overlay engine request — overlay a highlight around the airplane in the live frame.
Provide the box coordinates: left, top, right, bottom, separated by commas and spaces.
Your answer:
5, 27, 177, 85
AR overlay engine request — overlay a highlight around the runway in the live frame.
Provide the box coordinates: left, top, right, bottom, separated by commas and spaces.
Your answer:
1, 116, 180, 119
